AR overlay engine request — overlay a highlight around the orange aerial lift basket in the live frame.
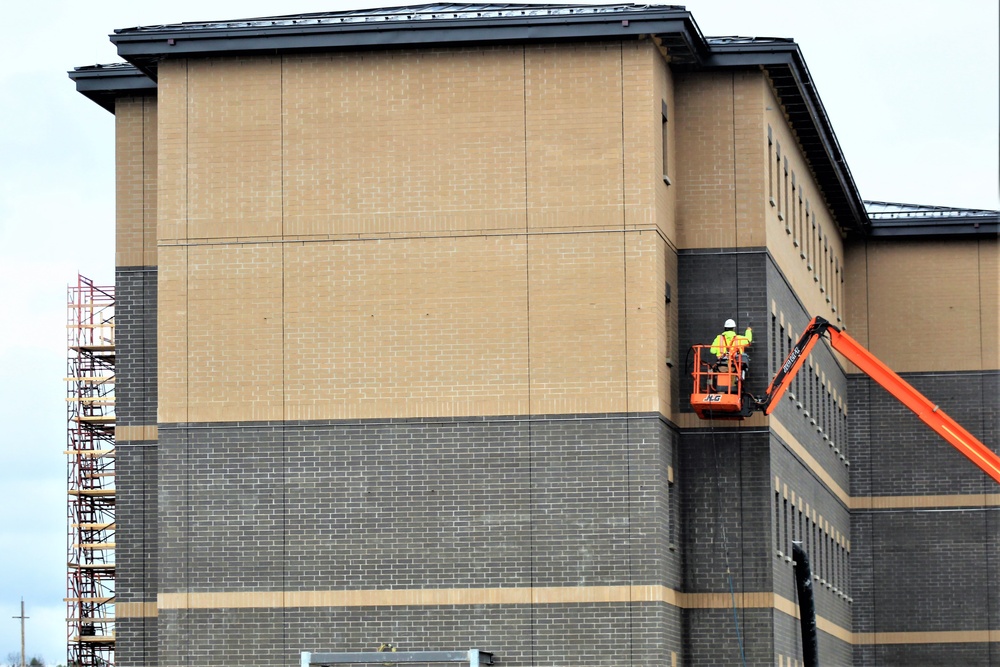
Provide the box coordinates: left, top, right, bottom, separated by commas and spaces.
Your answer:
690, 345, 753, 420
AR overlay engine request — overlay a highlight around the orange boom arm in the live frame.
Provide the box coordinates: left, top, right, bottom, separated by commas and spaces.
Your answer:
758, 317, 1000, 485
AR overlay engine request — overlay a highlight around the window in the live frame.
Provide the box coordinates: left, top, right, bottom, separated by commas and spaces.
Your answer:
775, 489, 783, 555
828, 248, 834, 303
806, 215, 819, 274
776, 143, 785, 224
767, 126, 775, 206
791, 173, 798, 246
816, 227, 830, 290
771, 314, 778, 375
833, 257, 841, 314
661, 100, 671, 185
783, 157, 790, 227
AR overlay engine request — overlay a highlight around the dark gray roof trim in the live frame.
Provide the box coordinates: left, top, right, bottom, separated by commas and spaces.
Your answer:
68, 63, 156, 112
699, 38, 868, 236
864, 201, 999, 238
111, 3, 706, 75
76, 3, 873, 235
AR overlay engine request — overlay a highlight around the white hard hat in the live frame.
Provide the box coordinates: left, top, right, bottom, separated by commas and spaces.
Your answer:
724, 318, 736, 328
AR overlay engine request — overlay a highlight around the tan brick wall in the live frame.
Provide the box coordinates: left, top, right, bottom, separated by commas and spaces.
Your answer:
524, 43, 625, 231
763, 82, 845, 326
157, 59, 188, 243
188, 57, 283, 240
670, 71, 846, 328
283, 235, 529, 421
653, 46, 677, 242
116, 95, 157, 267
154, 42, 673, 424
673, 70, 766, 250
844, 237, 998, 372
282, 47, 528, 237
158, 231, 663, 423
157, 245, 187, 423
157, 43, 672, 242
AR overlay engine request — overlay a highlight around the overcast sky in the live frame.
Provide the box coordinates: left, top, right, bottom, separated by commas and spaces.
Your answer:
0, 0, 996, 663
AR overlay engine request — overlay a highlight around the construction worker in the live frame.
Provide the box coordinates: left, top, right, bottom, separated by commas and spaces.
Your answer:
711, 319, 753, 358
710, 319, 752, 392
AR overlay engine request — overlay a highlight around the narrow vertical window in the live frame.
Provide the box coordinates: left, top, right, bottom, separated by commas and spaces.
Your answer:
775, 490, 783, 555
804, 200, 811, 256
668, 471, 676, 547
816, 234, 830, 294
661, 100, 671, 185
846, 543, 851, 597
802, 514, 808, 566
665, 279, 673, 364
808, 215, 819, 274
825, 383, 831, 437
808, 518, 819, 571
783, 157, 790, 228
669, 445, 678, 548
805, 214, 811, 265
797, 188, 805, 253
771, 314, 778, 375
767, 127, 775, 206
791, 173, 798, 246
828, 250, 835, 304
833, 257, 844, 322
833, 257, 841, 314
776, 142, 785, 224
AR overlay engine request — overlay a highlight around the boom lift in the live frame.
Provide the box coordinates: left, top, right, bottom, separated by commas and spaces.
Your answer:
690, 316, 1000, 484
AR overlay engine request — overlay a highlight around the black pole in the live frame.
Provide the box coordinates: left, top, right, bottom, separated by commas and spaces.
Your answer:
792, 541, 820, 667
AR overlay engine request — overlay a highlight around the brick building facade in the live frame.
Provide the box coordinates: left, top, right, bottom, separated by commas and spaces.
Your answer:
70, 4, 999, 665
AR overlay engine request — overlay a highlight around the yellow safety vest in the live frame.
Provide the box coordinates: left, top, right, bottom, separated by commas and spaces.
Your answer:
711, 328, 752, 357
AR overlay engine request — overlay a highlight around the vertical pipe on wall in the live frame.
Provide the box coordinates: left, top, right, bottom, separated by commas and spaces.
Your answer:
792, 541, 820, 667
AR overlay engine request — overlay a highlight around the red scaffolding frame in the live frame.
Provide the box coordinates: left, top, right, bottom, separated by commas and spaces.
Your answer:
66, 275, 115, 667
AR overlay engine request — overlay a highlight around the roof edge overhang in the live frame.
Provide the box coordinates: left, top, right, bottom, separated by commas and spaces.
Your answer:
111, 5, 707, 78
868, 220, 999, 238
864, 201, 1000, 238
695, 40, 870, 238
77, 4, 875, 236
68, 64, 156, 113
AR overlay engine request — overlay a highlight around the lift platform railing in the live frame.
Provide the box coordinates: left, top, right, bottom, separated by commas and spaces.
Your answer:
690, 344, 749, 419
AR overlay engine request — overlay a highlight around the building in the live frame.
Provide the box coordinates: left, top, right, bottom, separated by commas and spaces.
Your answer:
69, 4, 999, 665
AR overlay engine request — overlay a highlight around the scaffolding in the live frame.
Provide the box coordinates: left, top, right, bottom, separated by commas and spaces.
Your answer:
66, 275, 115, 667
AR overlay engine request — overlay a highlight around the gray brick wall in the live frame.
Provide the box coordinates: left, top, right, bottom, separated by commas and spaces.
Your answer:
855, 642, 995, 666
116, 267, 157, 428
155, 415, 683, 664
678, 249, 770, 408
679, 430, 773, 595
849, 371, 998, 497
115, 267, 159, 665
850, 370, 999, 665
683, 608, 773, 666
766, 256, 851, 488
158, 602, 680, 667
116, 444, 158, 603
116, 617, 157, 667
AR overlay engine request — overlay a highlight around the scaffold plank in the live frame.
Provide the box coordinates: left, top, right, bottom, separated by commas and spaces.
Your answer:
72, 543, 116, 550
